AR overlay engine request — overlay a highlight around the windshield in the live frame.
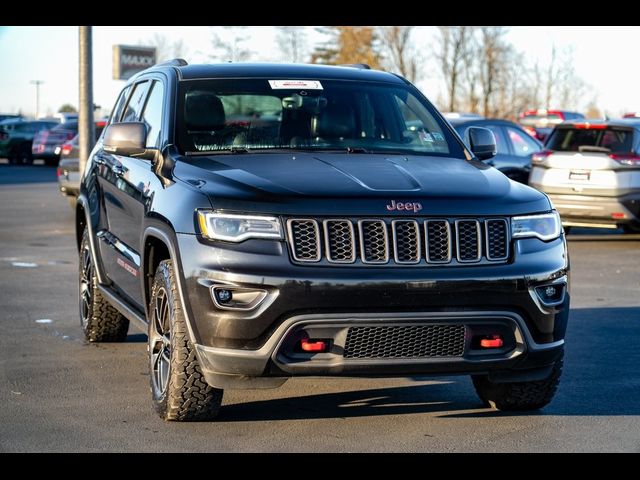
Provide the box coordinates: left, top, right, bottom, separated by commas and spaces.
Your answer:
547, 127, 634, 153
177, 79, 464, 158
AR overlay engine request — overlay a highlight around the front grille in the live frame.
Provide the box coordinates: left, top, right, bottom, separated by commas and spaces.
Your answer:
286, 217, 509, 266
343, 325, 465, 358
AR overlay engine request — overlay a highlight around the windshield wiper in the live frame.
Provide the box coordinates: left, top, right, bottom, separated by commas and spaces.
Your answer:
346, 146, 369, 153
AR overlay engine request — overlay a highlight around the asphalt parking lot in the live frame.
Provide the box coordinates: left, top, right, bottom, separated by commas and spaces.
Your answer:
0, 163, 639, 452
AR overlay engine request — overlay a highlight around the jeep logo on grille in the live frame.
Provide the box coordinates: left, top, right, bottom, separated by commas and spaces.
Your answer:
386, 200, 423, 213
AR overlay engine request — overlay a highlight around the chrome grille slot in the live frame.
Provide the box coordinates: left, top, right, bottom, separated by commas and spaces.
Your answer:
323, 219, 356, 263
287, 219, 321, 262
358, 220, 389, 264
485, 219, 509, 261
392, 220, 421, 264
456, 219, 481, 262
425, 220, 451, 263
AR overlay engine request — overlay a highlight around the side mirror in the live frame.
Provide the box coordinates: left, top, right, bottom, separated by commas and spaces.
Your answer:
103, 122, 151, 158
464, 127, 496, 161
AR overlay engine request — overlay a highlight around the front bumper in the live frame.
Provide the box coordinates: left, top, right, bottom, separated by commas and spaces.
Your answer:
545, 192, 640, 228
174, 233, 570, 388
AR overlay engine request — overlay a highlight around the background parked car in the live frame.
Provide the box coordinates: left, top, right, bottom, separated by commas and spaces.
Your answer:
0, 114, 23, 123
528, 119, 640, 232
0, 119, 58, 164
31, 121, 79, 166
449, 117, 543, 184
519, 109, 585, 142
57, 122, 105, 207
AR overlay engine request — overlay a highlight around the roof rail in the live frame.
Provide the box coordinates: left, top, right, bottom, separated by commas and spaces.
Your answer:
156, 58, 188, 67
339, 63, 371, 70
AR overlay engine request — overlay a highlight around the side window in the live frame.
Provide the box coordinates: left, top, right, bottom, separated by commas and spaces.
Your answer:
507, 127, 541, 157
485, 126, 509, 155
140, 81, 165, 148
110, 86, 131, 124
121, 81, 149, 122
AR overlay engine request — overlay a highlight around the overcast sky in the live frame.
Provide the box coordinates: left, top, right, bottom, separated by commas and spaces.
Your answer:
1, 26, 639, 118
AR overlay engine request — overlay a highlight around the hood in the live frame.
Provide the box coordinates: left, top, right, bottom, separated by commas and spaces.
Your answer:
174, 153, 550, 216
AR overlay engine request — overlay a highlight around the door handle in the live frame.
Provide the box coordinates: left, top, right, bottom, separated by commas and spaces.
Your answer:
111, 164, 124, 175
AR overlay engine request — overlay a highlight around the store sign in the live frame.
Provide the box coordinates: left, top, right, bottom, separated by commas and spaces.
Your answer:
112, 45, 156, 80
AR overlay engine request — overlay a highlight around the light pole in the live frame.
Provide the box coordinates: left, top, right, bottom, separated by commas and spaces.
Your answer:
79, 26, 94, 175
30, 80, 44, 118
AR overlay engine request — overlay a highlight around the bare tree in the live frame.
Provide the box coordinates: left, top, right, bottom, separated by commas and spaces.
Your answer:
544, 45, 559, 107
461, 31, 480, 114
435, 26, 472, 112
478, 27, 511, 117
144, 33, 189, 63
379, 26, 418, 82
276, 26, 307, 63
210, 26, 252, 63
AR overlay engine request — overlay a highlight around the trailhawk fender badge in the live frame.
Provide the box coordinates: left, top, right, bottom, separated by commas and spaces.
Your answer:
386, 200, 423, 213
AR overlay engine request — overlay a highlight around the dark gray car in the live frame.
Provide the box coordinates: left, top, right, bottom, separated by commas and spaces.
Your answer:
450, 118, 543, 184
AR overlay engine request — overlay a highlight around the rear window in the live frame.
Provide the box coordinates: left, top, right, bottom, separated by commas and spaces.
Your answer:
547, 127, 634, 153
523, 113, 563, 121
51, 121, 78, 132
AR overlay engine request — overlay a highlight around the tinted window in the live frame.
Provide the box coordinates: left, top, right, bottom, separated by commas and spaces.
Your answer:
121, 81, 149, 122
51, 122, 78, 132
506, 127, 541, 157
177, 79, 462, 158
547, 127, 634, 153
110, 85, 131, 124
140, 81, 165, 148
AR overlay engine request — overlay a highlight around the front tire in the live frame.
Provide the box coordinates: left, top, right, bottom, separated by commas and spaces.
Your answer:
149, 260, 223, 421
79, 229, 129, 342
472, 355, 563, 411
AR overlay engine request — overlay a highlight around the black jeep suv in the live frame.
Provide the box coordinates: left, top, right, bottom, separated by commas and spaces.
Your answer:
76, 61, 569, 421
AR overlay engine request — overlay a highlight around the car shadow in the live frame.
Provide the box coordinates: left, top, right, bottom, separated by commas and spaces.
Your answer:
217, 306, 640, 421
217, 381, 482, 422
126, 333, 147, 343
0, 164, 58, 184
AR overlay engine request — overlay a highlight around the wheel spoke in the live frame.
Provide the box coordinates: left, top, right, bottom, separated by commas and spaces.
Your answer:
150, 287, 171, 397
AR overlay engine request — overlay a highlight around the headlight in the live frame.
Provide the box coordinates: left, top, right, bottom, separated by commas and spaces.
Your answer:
197, 211, 283, 242
511, 211, 561, 241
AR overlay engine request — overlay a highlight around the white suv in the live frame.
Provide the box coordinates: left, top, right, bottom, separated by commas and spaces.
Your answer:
529, 119, 640, 232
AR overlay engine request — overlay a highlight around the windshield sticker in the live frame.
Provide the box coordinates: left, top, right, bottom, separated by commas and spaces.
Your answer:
269, 80, 323, 90
432, 132, 445, 141
419, 131, 434, 142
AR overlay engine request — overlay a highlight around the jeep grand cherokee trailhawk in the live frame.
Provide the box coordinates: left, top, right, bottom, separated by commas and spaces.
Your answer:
75, 61, 569, 421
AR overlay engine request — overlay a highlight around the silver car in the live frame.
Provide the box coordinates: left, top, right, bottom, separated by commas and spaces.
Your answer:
529, 119, 640, 232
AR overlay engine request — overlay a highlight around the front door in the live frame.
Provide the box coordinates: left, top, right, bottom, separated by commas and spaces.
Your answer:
96, 79, 166, 309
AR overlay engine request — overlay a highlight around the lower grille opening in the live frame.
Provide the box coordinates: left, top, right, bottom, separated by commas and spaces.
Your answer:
343, 325, 465, 359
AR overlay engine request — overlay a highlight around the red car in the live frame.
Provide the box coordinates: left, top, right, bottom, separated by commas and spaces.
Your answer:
519, 109, 585, 143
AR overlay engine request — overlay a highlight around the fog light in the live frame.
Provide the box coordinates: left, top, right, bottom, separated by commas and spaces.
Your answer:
535, 283, 566, 306
215, 289, 233, 304
210, 285, 268, 311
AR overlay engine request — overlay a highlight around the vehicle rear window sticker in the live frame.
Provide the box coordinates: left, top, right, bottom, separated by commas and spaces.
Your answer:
269, 80, 323, 90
